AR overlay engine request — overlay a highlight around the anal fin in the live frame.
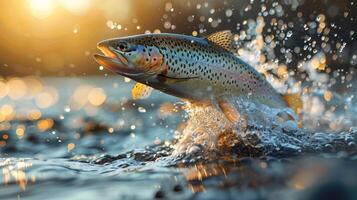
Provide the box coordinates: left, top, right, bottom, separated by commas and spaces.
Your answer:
217, 98, 240, 124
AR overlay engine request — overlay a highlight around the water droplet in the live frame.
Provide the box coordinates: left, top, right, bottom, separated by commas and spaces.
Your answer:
138, 107, 146, 113
225, 9, 233, 17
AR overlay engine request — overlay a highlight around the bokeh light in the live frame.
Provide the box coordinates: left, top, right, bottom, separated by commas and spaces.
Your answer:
27, 109, 42, 120
37, 118, 54, 131
88, 87, 106, 106
0, 104, 15, 122
0, 81, 8, 99
35, 87, 58, 109
16, 125, 26, 138
71, 85, 92, 108
7, 78, 27, 100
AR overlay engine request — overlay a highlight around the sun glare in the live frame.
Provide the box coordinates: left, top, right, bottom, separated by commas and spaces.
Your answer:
28, 0, 54, 19
59, 0, 92, 15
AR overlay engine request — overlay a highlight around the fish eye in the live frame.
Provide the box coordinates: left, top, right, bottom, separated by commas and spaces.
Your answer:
117, 42, 128, 51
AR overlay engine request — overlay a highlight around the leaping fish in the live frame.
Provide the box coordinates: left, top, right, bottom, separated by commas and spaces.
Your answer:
93, 31, 302, 123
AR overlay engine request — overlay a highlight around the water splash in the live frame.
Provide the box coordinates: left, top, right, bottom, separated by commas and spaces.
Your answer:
170, 14, 357, 159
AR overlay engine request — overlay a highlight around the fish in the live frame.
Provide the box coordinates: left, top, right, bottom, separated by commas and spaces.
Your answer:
93, 30, 302, 124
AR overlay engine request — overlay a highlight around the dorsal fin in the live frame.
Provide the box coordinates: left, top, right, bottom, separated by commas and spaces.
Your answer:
206, 30, 236, 52
132, 82, 153, 100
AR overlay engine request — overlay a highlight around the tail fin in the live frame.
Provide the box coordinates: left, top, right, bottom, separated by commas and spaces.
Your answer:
282, 93, 303, 127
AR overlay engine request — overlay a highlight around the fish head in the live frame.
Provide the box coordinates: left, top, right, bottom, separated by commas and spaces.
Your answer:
93, 37, 165, 80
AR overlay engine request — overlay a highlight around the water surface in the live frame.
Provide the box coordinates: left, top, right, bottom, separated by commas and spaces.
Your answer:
0, 77, 356, 200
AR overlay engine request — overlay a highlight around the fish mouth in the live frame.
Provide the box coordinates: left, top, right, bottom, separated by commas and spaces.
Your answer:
93, 42, 143, 77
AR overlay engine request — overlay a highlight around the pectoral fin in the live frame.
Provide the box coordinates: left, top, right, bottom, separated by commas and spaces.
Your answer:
132, 83, 153, 100
217, 98, 240, 123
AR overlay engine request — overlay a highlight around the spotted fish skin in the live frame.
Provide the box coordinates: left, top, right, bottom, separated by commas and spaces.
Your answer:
94, 32, 287, 109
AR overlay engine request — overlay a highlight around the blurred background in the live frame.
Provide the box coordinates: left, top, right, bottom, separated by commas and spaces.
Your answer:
0, 1, 357, 199
0, 0, 356, 76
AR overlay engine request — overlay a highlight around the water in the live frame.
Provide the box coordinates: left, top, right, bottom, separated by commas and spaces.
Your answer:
0, 76, 356, 200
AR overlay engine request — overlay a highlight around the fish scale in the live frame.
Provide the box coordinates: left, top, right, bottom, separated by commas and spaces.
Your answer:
150, 34, 283, 106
